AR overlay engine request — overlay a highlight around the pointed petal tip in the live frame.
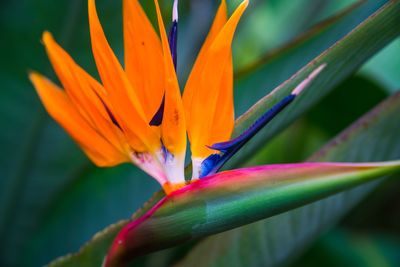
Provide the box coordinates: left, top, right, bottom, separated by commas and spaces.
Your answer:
40, 31, 54, 47
42, 31, 52, 42
218, 0, 227, 12
28, 71, 40, 85
29, 71, 48, 86
241, 0, 250, 9
28, 70, 38, 79
42, 31, 60, 52
208, 142, 229, 152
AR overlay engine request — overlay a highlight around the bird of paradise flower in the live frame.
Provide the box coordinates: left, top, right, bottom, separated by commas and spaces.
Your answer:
29, 0, 322, 193
29, 0, 400, 266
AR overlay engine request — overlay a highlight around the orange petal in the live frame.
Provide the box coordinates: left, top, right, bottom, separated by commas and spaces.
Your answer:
183, 0, 228, 130
154, 0, 186, 155
209, 56, 234, 147
183, 0, 248, 158
123, 0, 164, 121
42, 31, 128, 155
88, 0, 160, 152
29, 72, 128, 166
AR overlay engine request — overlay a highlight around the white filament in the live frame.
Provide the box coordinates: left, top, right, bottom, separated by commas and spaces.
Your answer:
163, 152, 186, 184
191, 157, 204, 180
130, 152, 167, 185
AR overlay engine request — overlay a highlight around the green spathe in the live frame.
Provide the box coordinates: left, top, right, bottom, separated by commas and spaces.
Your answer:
104, 161, 400, 267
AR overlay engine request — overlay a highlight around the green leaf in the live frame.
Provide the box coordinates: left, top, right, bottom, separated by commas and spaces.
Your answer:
45, 191, 165, 267
297, 230, 400, 267
229, 0, 400, 168
104, 161, 400, 267
21, 166, 161, 266
361, 39, 400, 93
175, 92, 400, 267
232, 0, 364, 68
0, 1, 90, 265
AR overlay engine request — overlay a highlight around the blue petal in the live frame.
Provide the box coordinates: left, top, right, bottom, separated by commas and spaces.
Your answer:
199, 154, 221, 178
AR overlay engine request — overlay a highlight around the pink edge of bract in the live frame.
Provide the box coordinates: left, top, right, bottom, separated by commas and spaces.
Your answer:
104, 196, 168, 266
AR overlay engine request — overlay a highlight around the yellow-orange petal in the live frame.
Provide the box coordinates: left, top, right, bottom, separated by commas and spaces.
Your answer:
29, 72, 128, 166
183, 0, 228, 131
209, 56, 234, 147
154, 0, 186, 155
205, 1, 235, 152
123, 0, 164, 121
183, 0, 248, 158
42, 31, 128, 155
88, 0, 160, 152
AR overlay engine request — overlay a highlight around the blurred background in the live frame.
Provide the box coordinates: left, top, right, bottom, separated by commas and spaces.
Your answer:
0, 0, 399, 266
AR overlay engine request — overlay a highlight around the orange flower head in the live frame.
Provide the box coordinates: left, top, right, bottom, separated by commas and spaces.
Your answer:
30, 0, 249, 194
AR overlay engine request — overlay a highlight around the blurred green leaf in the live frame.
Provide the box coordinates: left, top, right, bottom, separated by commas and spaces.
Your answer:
0, 0, 159, 266
21, 166, 161, 266
229, 0, 400, 169
233, 0, 363, 75
232, 0, 363, 68
175, 92, 400, 267
361, 39, 400, 92
0, 1, 90, 265
296, 230, 400, 267
44, 191, 165, 267
233, 0, 390, 115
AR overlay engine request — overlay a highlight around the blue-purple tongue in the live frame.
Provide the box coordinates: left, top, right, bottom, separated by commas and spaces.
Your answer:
200, 63, 326, 178
199, 94, 296, 178
149, 0, 179, 126
168, 20, 178, 70
199, 63, 327, 178
210, 94, 296, 152
149, 94, 165, 126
